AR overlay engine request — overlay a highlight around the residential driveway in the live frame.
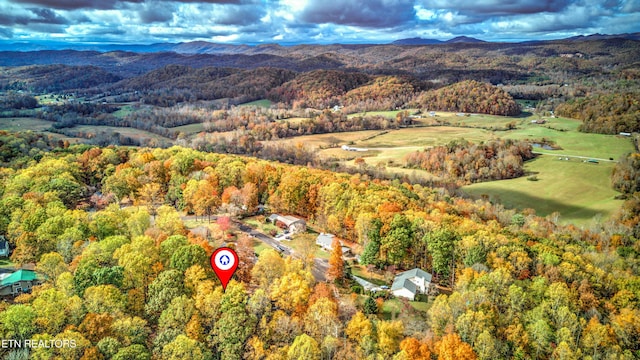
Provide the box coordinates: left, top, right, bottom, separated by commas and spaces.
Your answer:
352, 275, 384, 292
234, 220, 327, 282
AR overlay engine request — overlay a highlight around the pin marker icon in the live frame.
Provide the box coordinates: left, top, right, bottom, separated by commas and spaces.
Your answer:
211, 247, 239, 291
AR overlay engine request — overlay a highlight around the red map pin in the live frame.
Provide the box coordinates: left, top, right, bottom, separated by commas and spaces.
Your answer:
210, 247, 239, 291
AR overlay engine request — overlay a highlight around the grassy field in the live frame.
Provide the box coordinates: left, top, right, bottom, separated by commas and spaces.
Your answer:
264, 130, 382, 149
346, 109, 420, 119
112, 105, 138, 118
464, 155, 624, 225
283, 111, 633, 225
171, 123, 206, 135
239, 99, 272, 108
0, 117, 55, 132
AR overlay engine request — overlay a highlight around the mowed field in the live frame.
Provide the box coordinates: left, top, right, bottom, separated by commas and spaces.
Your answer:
464, 155, 623, 225
283, 112, 634, 225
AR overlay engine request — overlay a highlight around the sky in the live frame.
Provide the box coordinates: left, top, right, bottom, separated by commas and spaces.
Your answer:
0, 0, 639, 45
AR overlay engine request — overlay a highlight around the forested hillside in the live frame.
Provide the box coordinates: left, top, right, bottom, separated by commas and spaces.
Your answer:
415, 80, 521, 116
555, 93, 640, 134
0, 136, 638, 359
404, 139, 535, 184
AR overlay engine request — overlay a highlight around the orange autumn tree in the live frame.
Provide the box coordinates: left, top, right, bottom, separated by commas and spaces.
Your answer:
327, 238, 344, 283
436, 333, 477, 360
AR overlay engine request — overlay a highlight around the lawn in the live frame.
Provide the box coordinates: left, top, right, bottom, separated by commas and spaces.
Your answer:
243, 216, 279, 235
252, 238, 272, 255
382, 299, 430, 320
463, 155, 624, 225
350, 265, 388, 286
287, 233, 330, 260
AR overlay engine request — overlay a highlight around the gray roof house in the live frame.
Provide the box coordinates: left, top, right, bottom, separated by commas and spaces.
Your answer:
316, 233, 350, 254
267, 214, 307, 234
391, 268, 432, 301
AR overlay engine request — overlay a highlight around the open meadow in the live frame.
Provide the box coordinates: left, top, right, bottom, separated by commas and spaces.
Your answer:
283, 111, 634, 225
463, 155, 624, 225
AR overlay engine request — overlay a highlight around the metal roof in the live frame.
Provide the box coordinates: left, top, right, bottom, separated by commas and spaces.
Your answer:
0, 269, 38, 286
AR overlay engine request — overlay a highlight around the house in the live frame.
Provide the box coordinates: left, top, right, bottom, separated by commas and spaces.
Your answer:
0, 236, 9, 257
0, 269, 40, 297
391, 268, 432, 301
315, 233, 350, 254
267, 214, 307, 233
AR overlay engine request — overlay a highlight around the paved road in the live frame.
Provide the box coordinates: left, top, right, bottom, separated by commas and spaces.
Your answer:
234, 220, 327, 282
180, 216, 327, 282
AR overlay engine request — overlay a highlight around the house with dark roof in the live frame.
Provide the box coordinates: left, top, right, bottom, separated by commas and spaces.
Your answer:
0, 236, 9, 257
0, 269, 40, 297
391, 268, 432, 301
267, 214, 307, 234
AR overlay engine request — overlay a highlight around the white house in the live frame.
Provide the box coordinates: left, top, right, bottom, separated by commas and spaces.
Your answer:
391, 268, 432, 301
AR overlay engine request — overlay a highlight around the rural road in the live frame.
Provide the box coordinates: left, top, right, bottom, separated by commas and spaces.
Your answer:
180, 215, 327, 282
233, 220, 328, 282
532, 151, 618, 163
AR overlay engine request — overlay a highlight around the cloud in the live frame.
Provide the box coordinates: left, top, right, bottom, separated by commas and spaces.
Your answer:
29, 8, 69, 24
0, 26, 13, 38
136, 2, 175, 23
9, 0, 122, 10
0, 0, 638, 44
214, 5, 265, 25
299, 0, 416, 28
422, 0, 573, 15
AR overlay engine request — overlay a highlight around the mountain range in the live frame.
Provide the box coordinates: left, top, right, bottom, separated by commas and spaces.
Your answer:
1, 33, 639, 54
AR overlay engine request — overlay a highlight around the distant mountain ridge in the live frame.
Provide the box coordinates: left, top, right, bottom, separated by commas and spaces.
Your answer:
1, 33, 638, 54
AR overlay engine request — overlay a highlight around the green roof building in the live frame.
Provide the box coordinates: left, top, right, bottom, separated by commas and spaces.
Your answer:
0, 269, 40, 297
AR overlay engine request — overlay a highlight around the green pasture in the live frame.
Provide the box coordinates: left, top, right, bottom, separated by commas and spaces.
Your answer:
239, 99, 272, 108
463, 155, 624, 225
112, 105, 137, 118
289, 112, 633, 225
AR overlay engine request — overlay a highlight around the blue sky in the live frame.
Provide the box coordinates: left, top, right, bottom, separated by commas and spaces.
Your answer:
1, 0, 639, 44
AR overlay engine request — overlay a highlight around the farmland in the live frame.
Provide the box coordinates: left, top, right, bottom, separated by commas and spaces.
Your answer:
275, 111, 634, 225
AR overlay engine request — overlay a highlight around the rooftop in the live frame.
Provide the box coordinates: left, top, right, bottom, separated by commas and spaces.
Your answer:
0, 269, 38, 286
